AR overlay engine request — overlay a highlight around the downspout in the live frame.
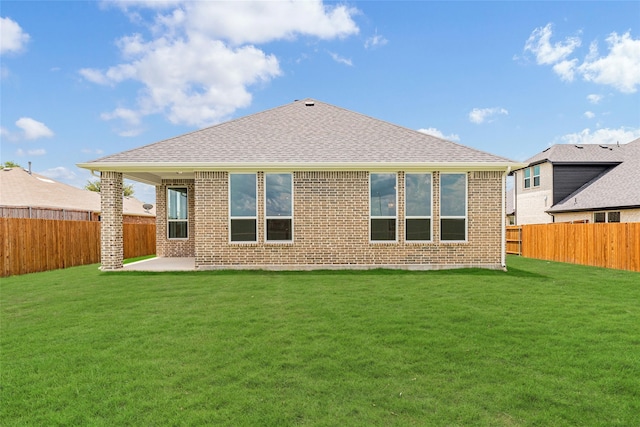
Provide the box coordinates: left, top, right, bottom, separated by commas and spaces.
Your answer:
501, 166, 511, 270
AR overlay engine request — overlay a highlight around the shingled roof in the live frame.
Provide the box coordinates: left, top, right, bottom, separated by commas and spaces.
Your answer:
522, 142, 626, 166
78, 99, 518, 184
0, 167, 155, 217
545, 138, 640, 213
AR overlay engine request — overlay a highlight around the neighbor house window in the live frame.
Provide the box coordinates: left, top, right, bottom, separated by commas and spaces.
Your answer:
405, 173, 432, 241
440, 173, 467, 241
524, 165, 540, 189
608, 211, 620, 223
595, 211, 620, 223
230, 173, 257, 242
370, 173, 397, 241
167, 187, 188, 239
265, 173, 293, 242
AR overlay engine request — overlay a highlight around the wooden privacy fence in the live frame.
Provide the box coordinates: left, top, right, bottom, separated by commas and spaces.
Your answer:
1, 218, 156, 277
507, 223, 640, 272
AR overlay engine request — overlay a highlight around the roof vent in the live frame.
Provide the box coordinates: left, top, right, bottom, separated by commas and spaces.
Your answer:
575, 145, 583, 149
304, 101, 315, 107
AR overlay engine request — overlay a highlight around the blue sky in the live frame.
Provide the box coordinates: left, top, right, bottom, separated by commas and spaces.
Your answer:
2, 1, 639, 203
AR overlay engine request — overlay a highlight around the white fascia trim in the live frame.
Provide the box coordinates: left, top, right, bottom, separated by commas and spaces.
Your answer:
77, 161, 521, 173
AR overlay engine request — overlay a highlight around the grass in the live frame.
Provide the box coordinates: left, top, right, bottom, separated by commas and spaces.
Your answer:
1, 256, 639, 426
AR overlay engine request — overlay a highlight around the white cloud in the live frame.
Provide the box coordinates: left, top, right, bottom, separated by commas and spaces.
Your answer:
15, 117, 54, 140
522, 24, 640, 93
328, 51, 353, 66
179, 1, 359, 45
40, 166, 79, 182
552, 59, 578, 82
468, 107, 508, 124
16, 148, 46, 156
587, 94, 603, 104
524, 23, 581, 65
555, 127, 640, 145
417, 127, 460, 142
577, 32, 640, 93
81, 148, 105, 155
81, 1, 359, 129
0, 17, 30, 54
584, 111, 595, 119
101, 107, 141, 125
365, 31, 388, 49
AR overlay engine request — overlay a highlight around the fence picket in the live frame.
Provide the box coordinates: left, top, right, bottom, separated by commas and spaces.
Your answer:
0, 218, 156, 277
506, 223, 639, 272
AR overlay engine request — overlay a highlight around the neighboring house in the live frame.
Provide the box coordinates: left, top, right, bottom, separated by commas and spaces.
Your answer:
78, 98, 521, 271
0, 167, 155, 223
511, 138, 640, 224
505, 187, 515, 225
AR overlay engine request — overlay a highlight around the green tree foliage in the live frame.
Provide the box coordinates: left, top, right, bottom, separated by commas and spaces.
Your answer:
85, 179, 135, 197
2, 161, 22, 168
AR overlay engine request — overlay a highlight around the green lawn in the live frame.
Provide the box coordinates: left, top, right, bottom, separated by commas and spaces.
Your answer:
1, 257, 639, 426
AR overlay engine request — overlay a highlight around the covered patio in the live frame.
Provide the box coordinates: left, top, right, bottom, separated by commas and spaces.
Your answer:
122, 257, 196, 272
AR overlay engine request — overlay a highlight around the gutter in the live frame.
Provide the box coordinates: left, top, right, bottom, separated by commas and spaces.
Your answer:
501, 166, 511, 270
77, 161, 524, 173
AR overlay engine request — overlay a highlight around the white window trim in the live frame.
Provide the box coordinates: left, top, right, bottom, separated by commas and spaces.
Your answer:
167, 186, 188, 240
524, 166, 541, 189
264, 172, 294, 243
369, 172, 398, 243
405, 172, 433, 243
533, 165, 541, 187
439, 172, 468, 243
524, 168, 531, 189
229, 173, 258, 243
594, 211, 621, 223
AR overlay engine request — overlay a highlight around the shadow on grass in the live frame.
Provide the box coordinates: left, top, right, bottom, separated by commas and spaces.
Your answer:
103, 265, 548, 280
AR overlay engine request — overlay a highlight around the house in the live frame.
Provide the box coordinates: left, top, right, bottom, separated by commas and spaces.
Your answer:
511, 138, 640, 224
0, 167, 155, 223
78, 98, 521, 271
505, 188, 515, 225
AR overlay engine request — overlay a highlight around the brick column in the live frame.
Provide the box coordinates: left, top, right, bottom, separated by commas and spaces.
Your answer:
100, 171, 123, 270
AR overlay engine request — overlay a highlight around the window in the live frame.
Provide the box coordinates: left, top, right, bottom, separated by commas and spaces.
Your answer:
265, 173, 292, 242
524, 165, 540, 189
370, 173, 397, 241
533, 165, 540, 187
440, 173, 467, 241
405, 173, 432, 241
167, 187, 188, 239
230, 173, 257, 242
595, 211, 620, 223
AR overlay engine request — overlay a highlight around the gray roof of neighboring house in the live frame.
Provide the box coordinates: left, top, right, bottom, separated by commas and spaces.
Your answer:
545, 138, 640, 213
78, 99, 518, 185
0, 167, 155, 217
522, 142, 626, 166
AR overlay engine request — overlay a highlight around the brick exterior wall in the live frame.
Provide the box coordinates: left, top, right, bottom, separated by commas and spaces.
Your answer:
156, 170, 505, 270
156, 180, 196, 257
100, 171, 123, 270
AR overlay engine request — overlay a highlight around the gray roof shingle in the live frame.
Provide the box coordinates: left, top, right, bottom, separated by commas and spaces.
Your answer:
82, 99, 515, 167
523, 143, 626, 166
0, 167, 155, 217
546, 138, 640, 212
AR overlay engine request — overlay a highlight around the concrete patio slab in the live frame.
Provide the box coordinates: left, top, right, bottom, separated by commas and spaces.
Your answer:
121, 257, 196, 272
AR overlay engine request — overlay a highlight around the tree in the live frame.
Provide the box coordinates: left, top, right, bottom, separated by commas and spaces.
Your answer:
85, 179, 135, 197
2, 161, 22, 168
